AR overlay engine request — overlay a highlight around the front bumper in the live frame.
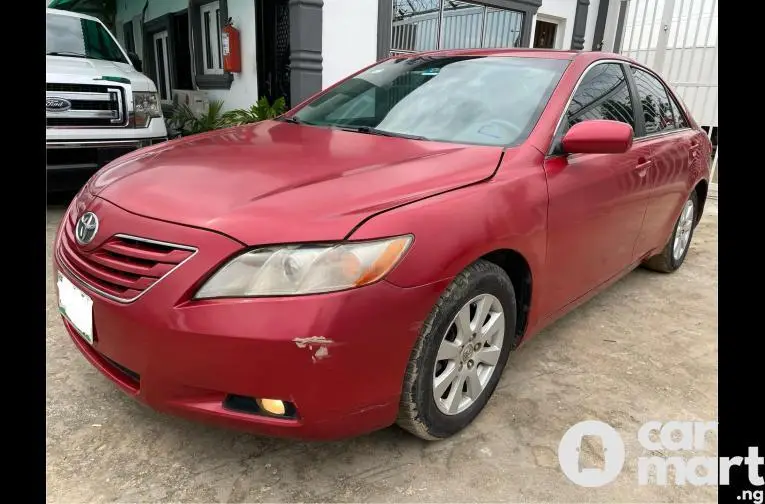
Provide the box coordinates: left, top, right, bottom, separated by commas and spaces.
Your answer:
54, 197, 448, 440
47, 138, 167, 191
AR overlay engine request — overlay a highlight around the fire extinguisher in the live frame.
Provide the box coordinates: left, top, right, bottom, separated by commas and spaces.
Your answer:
222, 18, 241, 73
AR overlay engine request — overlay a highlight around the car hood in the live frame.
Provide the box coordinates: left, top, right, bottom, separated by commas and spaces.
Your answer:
46, 55, 155, 91
89, 121, 505, 245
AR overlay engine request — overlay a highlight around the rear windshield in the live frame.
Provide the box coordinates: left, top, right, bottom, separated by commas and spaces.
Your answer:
46, 13, 127, 64
293, 56, 569, 147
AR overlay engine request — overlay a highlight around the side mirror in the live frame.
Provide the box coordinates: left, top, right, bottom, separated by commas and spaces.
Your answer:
561, 120, 633, 154
127, 51, 143, 72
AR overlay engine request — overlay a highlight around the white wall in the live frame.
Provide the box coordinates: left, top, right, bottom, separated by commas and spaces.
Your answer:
206, 0, 258, 110
322, 0, 379, 88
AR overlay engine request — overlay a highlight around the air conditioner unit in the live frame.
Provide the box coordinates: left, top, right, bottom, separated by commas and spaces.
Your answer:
171, 89, 209, 116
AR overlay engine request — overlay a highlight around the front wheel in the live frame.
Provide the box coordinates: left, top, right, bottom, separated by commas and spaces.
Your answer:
643, 191, 698, 273
396, 260, 516, 440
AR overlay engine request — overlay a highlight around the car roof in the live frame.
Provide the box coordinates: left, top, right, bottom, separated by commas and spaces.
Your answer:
47, 7, 103, 24
395, 48, 636, 64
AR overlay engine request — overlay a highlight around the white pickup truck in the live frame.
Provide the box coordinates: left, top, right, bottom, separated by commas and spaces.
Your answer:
46, 8, 167, 191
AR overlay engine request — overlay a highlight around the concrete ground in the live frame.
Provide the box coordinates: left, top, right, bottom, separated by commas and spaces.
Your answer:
46, 197, 718, 503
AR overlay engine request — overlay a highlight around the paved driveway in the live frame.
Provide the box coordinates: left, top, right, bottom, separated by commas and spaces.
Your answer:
46, 199, 718, 503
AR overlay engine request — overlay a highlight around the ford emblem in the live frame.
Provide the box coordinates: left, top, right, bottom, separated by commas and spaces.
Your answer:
46, 97, 72, 112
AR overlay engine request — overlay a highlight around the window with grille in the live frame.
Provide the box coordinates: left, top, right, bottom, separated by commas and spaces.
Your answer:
200, 1, 223, 75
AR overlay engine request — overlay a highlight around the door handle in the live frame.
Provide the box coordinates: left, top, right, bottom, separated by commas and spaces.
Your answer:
689, 142, 700, 159
635, 158, 651, 177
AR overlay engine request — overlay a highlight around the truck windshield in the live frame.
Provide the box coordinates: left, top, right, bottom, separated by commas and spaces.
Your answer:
46, 13, 128, 64
291, 56, 569, 147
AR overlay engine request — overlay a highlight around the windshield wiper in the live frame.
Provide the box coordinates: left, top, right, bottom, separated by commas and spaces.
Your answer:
343, 126, 428, 141
47, 51, 87, 58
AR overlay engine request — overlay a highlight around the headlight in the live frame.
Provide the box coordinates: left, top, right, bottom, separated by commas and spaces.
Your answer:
133, 91, 162, 127
195, 235, 413, 298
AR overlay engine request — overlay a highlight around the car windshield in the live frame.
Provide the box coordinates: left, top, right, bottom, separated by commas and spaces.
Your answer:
46, 12, 128, 64
292, 55, 569, 147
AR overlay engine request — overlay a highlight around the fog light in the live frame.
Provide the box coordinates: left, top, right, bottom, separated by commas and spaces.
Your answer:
257, 398, 286, 416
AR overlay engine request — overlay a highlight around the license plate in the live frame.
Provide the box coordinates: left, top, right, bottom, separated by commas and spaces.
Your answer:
57, 272, 94, 345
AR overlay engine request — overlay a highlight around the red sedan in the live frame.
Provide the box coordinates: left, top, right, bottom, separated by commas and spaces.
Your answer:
54, 49, 711, 440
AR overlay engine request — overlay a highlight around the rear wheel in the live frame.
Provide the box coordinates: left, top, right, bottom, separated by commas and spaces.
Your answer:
396, 260, 516, 440
643, 191, 698, 273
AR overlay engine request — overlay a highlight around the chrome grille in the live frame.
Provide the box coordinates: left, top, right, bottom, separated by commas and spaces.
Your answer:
47, 83, 127, 128
57, 210, 197, 302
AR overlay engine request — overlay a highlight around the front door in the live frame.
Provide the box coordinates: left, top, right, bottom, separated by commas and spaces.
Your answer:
542, 62, 652, 316
256, 0, 291, 107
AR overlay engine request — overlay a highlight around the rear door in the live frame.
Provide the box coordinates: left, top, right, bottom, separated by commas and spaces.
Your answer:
628, 66, 698, 258
543, 61, 654, 315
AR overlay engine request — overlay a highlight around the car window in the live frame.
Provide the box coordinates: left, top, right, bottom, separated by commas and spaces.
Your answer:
631, 67, 676, 135
565, 63, 636, 133
293, 56, 569, 147
668, 93, 690, 129
550, 62, 636, 155
46, 12, 128, 64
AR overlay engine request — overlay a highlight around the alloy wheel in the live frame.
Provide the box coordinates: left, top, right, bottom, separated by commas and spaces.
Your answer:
673, 199, 695, 261
432, 293, 505, 415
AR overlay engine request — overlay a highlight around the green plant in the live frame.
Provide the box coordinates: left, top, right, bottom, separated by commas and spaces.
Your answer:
222, 96, 287, 126
168, 99, 228, 136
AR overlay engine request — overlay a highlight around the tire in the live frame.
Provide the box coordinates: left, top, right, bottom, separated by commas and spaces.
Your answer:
642, 191, 698, 273
396, 259, 516, 440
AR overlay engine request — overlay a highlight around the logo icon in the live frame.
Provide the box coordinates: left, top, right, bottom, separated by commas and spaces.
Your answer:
75, 212, 99, 245
558, 420, 625, 487
46, 97, 72, 112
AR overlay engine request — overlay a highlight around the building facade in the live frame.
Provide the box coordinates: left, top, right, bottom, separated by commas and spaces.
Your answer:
108, 0, 609, 111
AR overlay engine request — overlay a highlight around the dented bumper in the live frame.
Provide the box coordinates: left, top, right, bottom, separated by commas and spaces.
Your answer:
59, 263, 450, 439
54, 196, 452, 439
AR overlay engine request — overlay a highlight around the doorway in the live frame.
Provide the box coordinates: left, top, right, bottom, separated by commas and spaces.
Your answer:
172, 12, 193, 90
533, 20, 558, 49
256, 0, 291, 107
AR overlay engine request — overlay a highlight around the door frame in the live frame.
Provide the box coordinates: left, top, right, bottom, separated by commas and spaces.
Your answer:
255, 0, 292, 107
152, 30, 171, 102
143, 14, 181, 101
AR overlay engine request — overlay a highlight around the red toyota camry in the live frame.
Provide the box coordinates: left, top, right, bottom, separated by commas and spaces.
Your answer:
54, 49, 711, 440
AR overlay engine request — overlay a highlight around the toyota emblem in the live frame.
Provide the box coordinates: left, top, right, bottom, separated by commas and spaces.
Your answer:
75, 212, 99, 245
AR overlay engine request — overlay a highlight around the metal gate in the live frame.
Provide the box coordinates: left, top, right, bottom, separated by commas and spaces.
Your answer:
615, 0, 718, 192
390, 0, 525, 56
